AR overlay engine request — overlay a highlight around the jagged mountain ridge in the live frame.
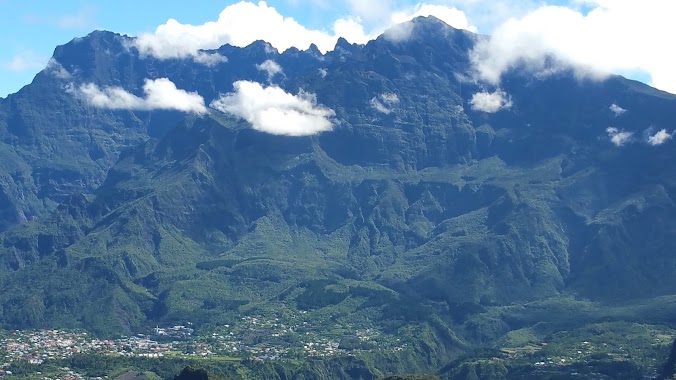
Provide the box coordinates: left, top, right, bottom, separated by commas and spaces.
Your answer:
0, 26, 334, 231
1, 16, 676, 374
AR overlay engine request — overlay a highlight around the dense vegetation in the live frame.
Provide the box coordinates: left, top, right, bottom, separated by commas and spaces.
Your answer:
0, 16, 676, 379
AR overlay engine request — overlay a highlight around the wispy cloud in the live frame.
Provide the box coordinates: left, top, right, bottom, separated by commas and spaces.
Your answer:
606, 127, 632, 147
6, 50, 48, 72
69, 78, 207, 114
57, 5, 96, 28
257, 60, 283, 81
210, 80, 334, 136
193, 52, 227, 66
24, 5, 96, 29
470, 90, 512, 113
370, 92, 399, 114
45, 58, 71, 79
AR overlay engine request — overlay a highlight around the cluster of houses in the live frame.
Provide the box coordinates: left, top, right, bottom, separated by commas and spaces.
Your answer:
0, 329, 179, 365
0, 311, 407, 370
206, 314, 398, 360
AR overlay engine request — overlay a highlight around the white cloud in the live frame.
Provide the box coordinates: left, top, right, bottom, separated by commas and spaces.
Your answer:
609, 103, 626, 117
132, 1, 475, 60
45, 59, 71, 79
6, 50, 48, 72
648, 129, 672, 146
263, 42, 278, 54
332, 17, 371, 46
72, 78, 207, 114
257, 59, 283, 81
470, 1, 676, 94
210, 80, 334, 136
606, 127, 632, 147
370, 92, 400, 114
318, 68, 328, 78
470, 90, 513, 113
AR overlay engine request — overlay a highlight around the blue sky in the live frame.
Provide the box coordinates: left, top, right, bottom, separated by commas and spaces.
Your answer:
0, 1, 670, 98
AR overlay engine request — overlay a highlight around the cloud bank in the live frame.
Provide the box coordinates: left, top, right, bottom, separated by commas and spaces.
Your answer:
470, 90, 512, 113
71, 78, 207, 114
132, 1, 475, 61
134, 1, 359, 59
210, 80, 335, 136
470, 1, 676, 94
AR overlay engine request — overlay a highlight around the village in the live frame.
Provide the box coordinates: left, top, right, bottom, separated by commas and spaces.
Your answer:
0, 310, 406, 375
0, 327, 190, 368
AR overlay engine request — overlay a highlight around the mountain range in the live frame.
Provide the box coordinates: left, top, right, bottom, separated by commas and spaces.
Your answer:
1, 16, 676, 377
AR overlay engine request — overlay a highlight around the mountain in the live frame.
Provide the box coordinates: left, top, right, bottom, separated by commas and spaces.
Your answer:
1, 16, 676, 377
0, 30, 325, 231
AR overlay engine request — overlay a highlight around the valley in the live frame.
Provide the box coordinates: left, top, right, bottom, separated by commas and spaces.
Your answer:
0, 11, 675, 380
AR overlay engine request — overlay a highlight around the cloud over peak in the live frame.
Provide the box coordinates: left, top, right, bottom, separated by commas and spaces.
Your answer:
392, 4, 477, 33
132, 1, 475, 61
70, 78, 207, 114
210, 80, 335, 136
133, 1, 350, 59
